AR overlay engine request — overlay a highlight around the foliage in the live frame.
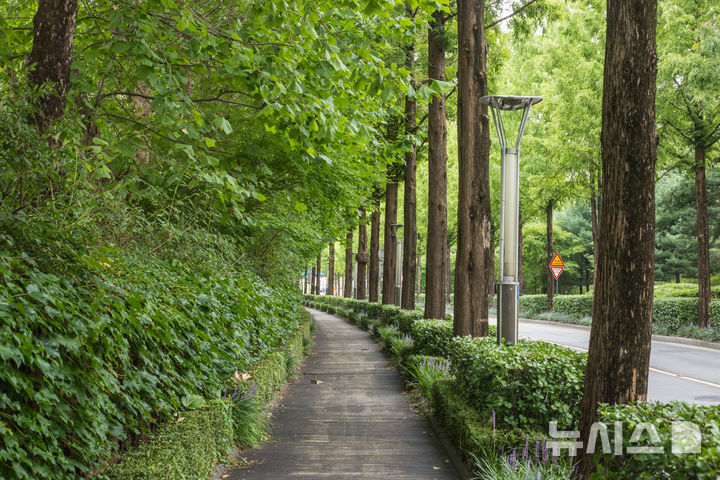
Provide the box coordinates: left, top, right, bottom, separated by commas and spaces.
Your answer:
0, 216, 306, 480
472, 445, 578, 480
432, 380, 532, 459
411, 319, 455, 357
107, 400, 234, 480
593, 402, 720, 480
654, 282, 720, 298
653, 297, 720, 331
404, 355, 452, 399
552, 295, 594, 319
518, 295, 548, 316
450, 337, 586, 431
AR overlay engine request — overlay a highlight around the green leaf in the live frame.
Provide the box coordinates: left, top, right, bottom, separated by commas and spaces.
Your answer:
294, 202, 308, 212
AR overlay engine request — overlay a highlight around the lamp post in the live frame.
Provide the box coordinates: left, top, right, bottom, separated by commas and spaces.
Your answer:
480, 95, 542, 345
391, 223, 404, 307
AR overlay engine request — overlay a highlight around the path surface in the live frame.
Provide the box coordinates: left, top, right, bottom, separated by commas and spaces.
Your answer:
489, 316, 720, 405
228, 308, 458, 480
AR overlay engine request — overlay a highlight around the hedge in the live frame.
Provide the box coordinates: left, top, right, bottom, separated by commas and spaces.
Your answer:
518, 293, 720, 331
594, 402, 720, 479
432, 380, 533, 457
450, 336, 586, 431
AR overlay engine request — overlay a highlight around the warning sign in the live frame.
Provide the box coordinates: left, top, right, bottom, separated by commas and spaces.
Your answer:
549, 253, 564, 279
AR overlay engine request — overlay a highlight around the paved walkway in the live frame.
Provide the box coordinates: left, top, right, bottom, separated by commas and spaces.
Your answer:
228, 308, 458, 479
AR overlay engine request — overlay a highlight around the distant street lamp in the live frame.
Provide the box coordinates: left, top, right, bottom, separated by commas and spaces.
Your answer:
480, 95, 542, 345
391, 223, 404, 307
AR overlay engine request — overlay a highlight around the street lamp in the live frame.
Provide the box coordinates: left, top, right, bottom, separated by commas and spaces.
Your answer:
480, 95, 542, 345
391, 223, 404, 307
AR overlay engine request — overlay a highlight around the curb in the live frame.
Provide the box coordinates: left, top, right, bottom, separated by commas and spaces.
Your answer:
426, 414, 473, 480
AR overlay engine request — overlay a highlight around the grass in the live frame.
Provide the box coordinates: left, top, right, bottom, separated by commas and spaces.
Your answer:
471, 437, 579, 480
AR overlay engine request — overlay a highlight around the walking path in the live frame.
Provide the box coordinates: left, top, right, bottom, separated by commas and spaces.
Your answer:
227, 308, 459, 479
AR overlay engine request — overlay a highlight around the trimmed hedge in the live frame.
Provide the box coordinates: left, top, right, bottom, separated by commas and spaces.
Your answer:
451, 336, 586, 431
432, 380, 533, 457
594, 402, 720, 479
107, 400, 233, 480
518, 294, 549, 315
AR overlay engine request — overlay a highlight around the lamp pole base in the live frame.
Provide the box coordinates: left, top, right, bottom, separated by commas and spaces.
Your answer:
497, 282, 519, 345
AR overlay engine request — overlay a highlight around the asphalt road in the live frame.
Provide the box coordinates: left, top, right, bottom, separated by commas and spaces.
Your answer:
489, 316, 720, 406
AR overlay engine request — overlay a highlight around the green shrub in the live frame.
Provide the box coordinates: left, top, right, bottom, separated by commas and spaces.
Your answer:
251, 351, 287, 402
432, 380, 532, 457
394, 309, 425, 333
594, 402, 720, 479
654, 282, 720, 298
362, 301, 384, 319
380, 304, 402, 325
108, 400, 233, 480
451, 336, 586, 431
553, 295, 594, 318
411, 319, 454, 357
518, 295, 548, 315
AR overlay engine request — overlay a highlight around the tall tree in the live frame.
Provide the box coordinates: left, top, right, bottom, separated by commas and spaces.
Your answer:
311, 265, 317, 295
369, 190, 382, 302
327, 243, 335, 295
382, 169, 400, 305
27, 0, 78, 131
425, 8, 449, 320
356, 209, 369, 300
455, 0, 492, 336
579, 0, 658, 474
344, 230, 354, 298
656, 0, 720, 328
401, 5, 418, 311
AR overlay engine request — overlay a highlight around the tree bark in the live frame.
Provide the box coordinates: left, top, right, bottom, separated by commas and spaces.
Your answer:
446, 241, 452, 306
590, 176, 599, 287
311, 265, 317, 295
315, 255, 322, 296
344, 230, 353, 298
382, 180, 399, 305
578, 0, 657, 474
695, 143, 710, 328
27, 0, 78, 131
425, 9, 449, 320
546, 200, 554, 311
327, 243, 335, 295
455, 0, 492, 337
416, 239, 422, 300
369, 190, 382, 302
402, 21, 418, 311
356, 209, 369, 300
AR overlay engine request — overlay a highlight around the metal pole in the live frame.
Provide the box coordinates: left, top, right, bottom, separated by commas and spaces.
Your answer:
480, 95, 542, 346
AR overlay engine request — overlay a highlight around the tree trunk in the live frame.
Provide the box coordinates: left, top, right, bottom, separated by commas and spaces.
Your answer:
455, 0, 491, 337
416, 240, 422, 300
356, 209, 369, 300
382, 181, 399, 305
402, 22, 418, 311
675, 272, 680, 284
315, 255, 322, 296
369, 190, 382, 302
546, 200, 554, 311
446, 241, 452, 306
425, 9, 449, 320
327, 243, 335, 295
590, 176, 599, 287
27, 0, 78, 131
311, 265, 317, 295
695, 143, 710, 328
578, 0, 657, 474
344, 230, 353, 298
